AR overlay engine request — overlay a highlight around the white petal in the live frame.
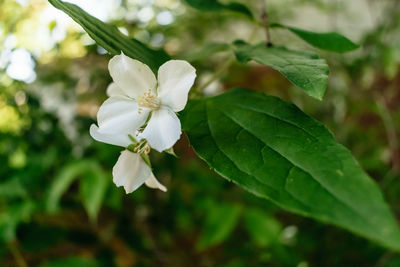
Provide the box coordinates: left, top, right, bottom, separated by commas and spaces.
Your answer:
106, 82, 125, 97
157, 60, 196, 112
112, 150, 154, 193
97, 96, 150, 134
90, 124, 131, 147
108, 53, 157, 99
145, 174, 167, 192
139, 107, 181, 152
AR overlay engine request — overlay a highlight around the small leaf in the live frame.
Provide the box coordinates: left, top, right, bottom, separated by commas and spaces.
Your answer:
184, 0, 253, 18
271, 23, 359, 53
182, 88, 400, 251
47, 160, 108, 222
182, 42, 231, 62
197, 202, 241, 250
233, 41, 329, 100
47, 162, 83, 213
79, 162, 108, 223
243, 208, 282, 247
48, 0, 170, 73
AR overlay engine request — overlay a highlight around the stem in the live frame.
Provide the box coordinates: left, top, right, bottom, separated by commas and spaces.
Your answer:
261, 0, 272, 46
195, 56, 235, 94
375, 94, 400, 172
193, 25, 259, 95
8, 242, 27, 267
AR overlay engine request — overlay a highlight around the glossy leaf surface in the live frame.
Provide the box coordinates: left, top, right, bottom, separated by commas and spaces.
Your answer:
182, 88, 400, 251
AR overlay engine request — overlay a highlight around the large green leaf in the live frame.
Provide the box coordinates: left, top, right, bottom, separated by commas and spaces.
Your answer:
234, 41, 329, 100
48, 0, 170, 73
183, 0, 253, 18
181, 88, 400, 251
271, 23, 359, 53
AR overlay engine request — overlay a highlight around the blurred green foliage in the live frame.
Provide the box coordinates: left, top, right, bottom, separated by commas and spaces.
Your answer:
0, 0, 400, 266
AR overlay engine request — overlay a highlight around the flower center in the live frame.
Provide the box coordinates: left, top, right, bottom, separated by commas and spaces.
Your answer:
137, 89, 160, 110
133, 139, 150, 155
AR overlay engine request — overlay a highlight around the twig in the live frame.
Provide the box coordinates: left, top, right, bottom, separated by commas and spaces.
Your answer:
261, 0, 272, 47
195, 56, 235, 94
375, 94, 400, 172
194, 26, 259, 95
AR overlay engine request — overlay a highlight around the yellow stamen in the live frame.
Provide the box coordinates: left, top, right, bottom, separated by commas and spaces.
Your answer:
133, 139, 151, 155
137, 89, 160, 110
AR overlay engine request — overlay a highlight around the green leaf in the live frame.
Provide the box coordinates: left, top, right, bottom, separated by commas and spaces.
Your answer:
243, 208, 282, 247
47, 160, 108, 222
183, 0, 253, 18
47, 162, 82, 213
271, 23, 359, 53
234, 41, 329, 100
182, 42, 231, 62
79, 162, 108, 223
48, 0, 170, 73
197, 202, 241, 250
181, 88, 400, 251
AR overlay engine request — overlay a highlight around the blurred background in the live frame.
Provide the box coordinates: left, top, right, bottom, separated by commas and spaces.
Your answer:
1, 0, 400, 266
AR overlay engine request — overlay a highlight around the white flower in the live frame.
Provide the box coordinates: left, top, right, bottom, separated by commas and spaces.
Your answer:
90, 125, 166, 193
93, 53, 196, 152
113, 150, 166, 193
89, 54, 195, 193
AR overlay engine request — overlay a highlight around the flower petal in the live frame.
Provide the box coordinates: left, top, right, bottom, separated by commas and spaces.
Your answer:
112, 150, 154, 193
97, 96, 150, 134
139, 107, 181, 152
145, 174, 167, 192
108, 53, 157, 99
106, 82, 125, 97
157, 60, 196, 112
90, 124, 131, 147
